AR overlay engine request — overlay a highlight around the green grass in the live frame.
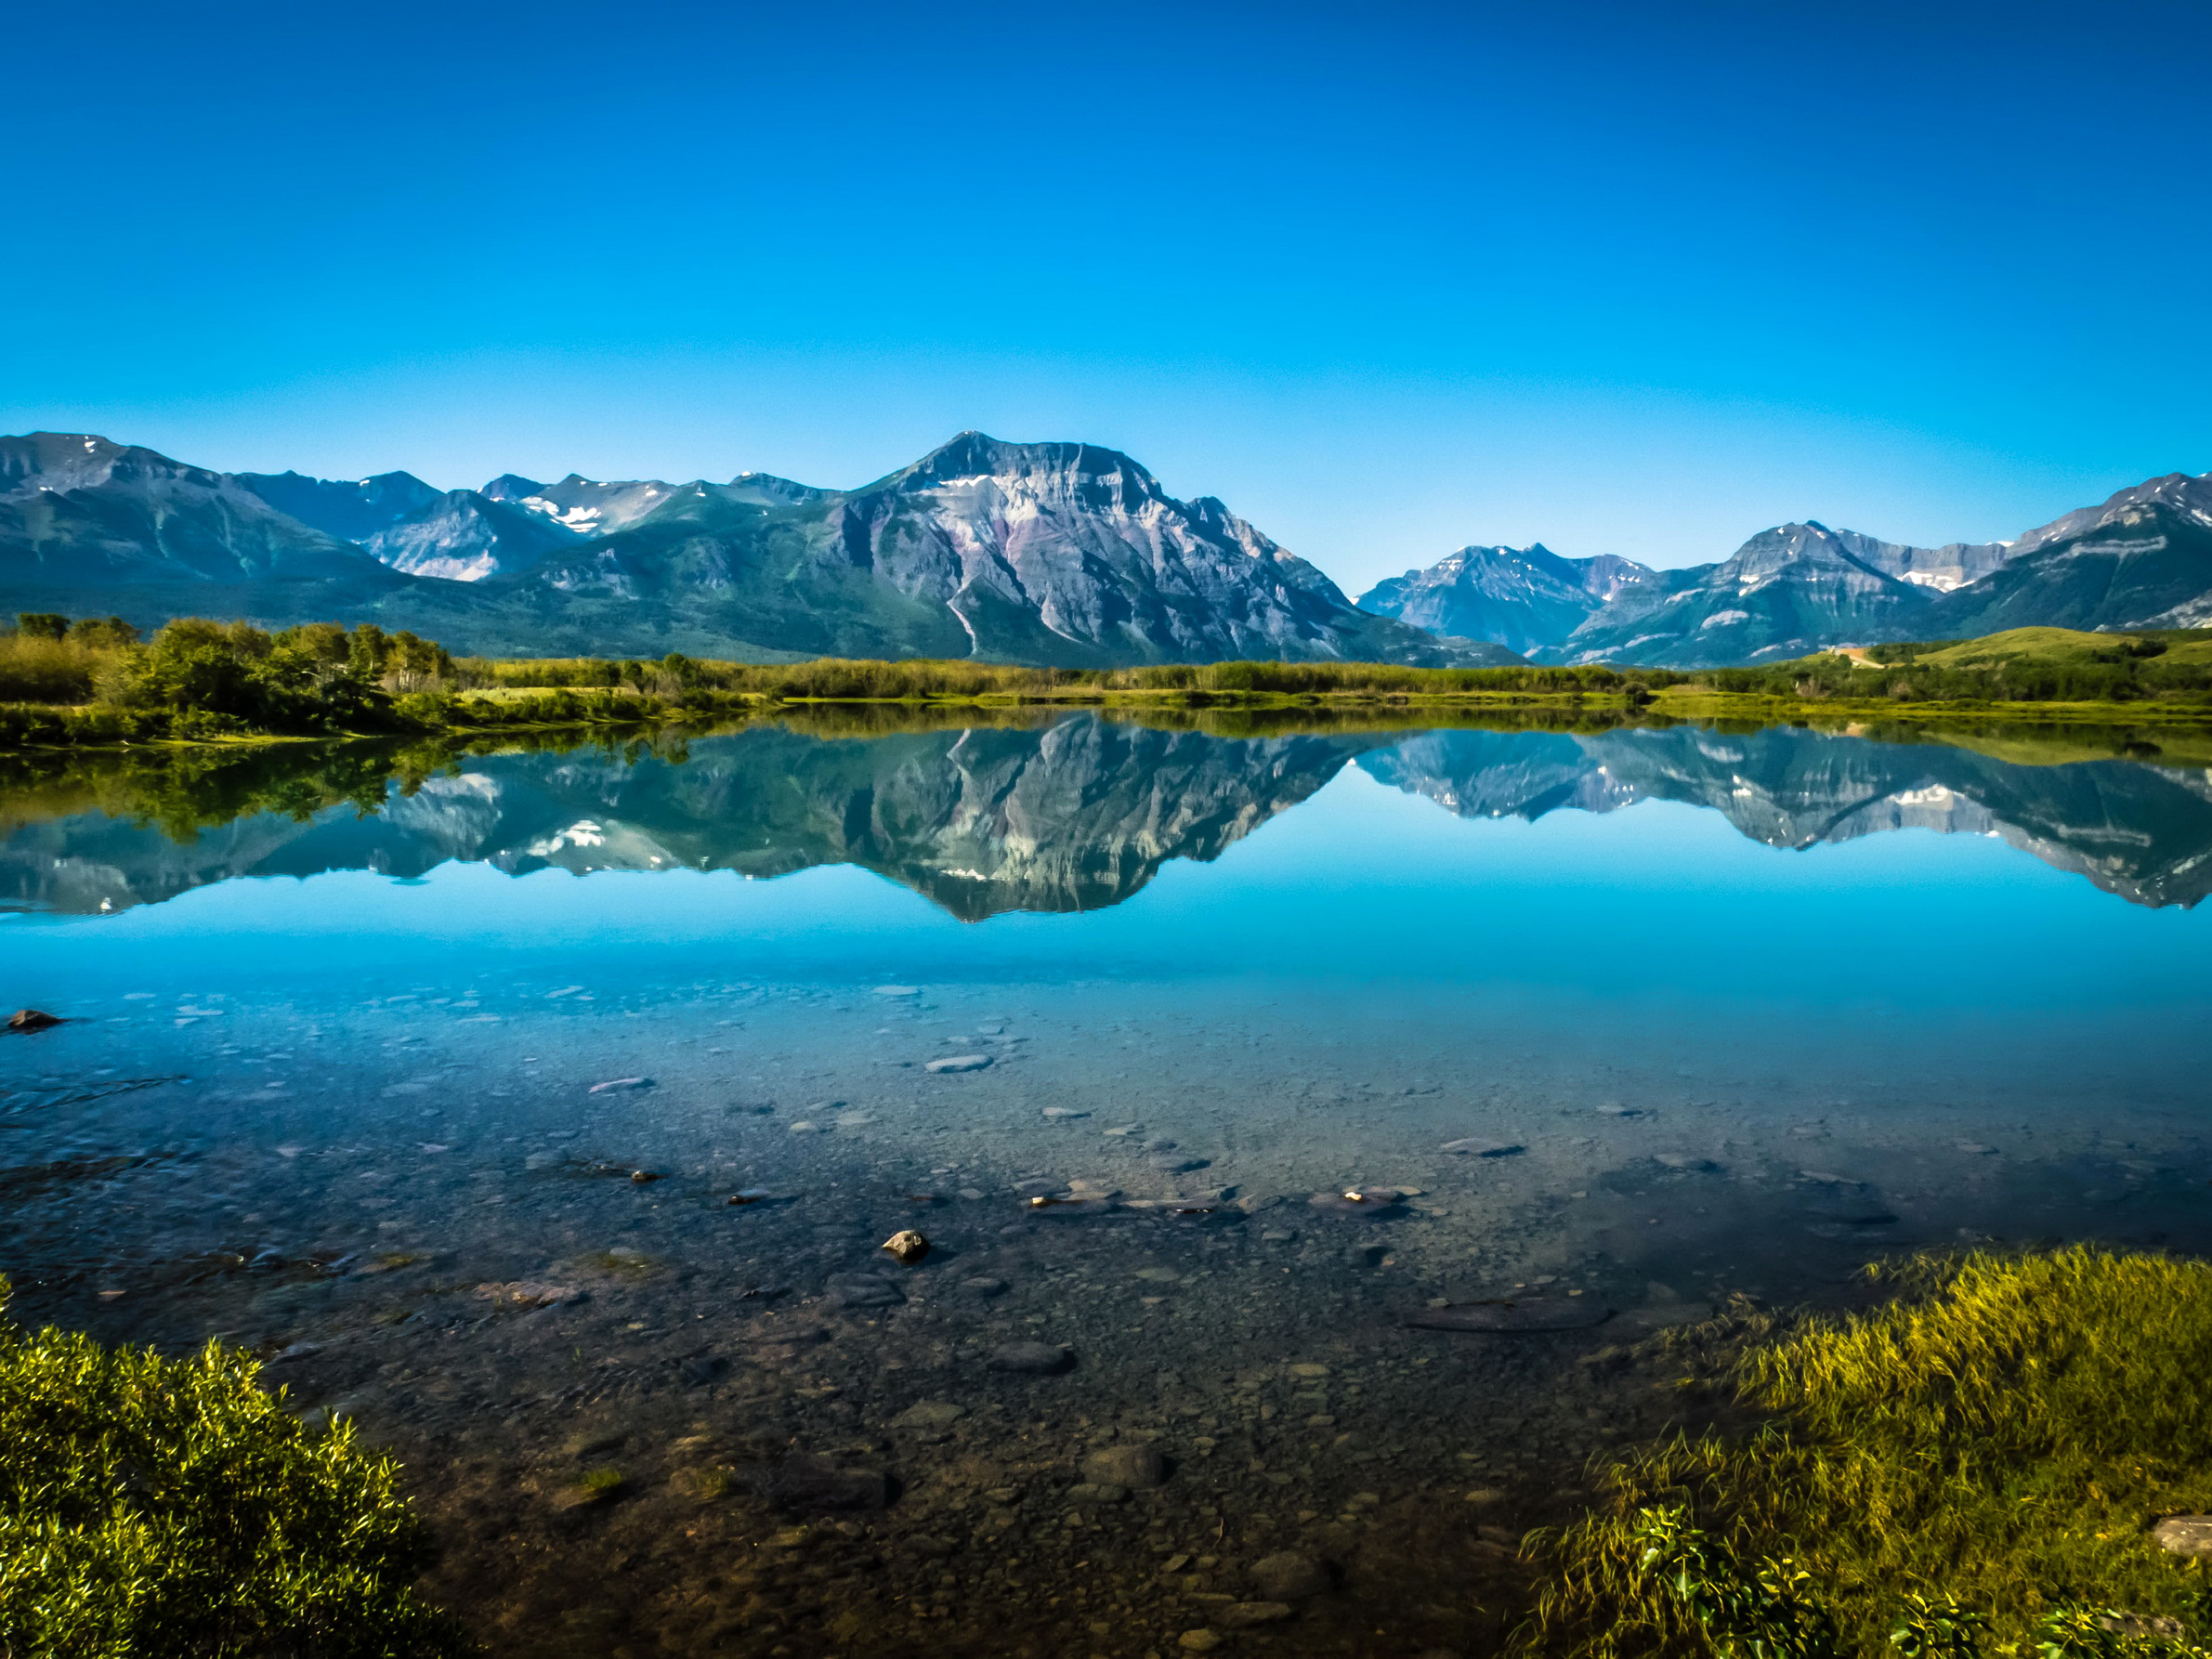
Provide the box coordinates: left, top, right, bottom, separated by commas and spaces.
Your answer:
1531, 1248, 2212, 1659
0, 1277, 471, 1657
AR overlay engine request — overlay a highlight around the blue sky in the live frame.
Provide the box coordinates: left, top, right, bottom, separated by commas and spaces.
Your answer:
4, 0, 2206, 590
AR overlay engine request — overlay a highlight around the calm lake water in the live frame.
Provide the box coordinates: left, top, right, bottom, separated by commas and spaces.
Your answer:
5, 711, 2211, 1657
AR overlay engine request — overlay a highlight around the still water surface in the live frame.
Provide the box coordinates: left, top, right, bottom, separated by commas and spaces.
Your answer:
4, 712, 2209, 1656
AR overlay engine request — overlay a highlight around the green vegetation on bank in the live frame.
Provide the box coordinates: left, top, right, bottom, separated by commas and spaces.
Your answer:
0, 1279, 470, 1657
1532, 1247, 2212, 1659
1703, 628, 2212, 707
7, 613, 2212, 751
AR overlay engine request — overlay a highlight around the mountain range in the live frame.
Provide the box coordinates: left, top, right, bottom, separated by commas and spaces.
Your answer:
1357, 471, 2212, 666
0, 431, 1512, 669
5, 425, 2205, 668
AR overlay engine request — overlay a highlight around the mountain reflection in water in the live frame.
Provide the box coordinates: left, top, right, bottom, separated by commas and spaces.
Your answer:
5, 712, 2211, 917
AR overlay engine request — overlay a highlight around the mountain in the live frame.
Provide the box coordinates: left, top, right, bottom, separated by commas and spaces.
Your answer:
1355, 544, 1659, 655
439, 433, 1502, 667
1930, 472, 2212, 635
0, 430, 1518, 668
1369, 472, 2205, 667
0, 434, 405, 604
237, 469, 581, 581
1542, 522, 1953, 668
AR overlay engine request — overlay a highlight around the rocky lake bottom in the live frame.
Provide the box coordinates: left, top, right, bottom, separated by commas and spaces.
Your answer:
6, 714, 2212, 1654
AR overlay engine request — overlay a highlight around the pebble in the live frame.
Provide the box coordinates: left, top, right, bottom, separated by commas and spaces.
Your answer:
987, 1340, 1072, 1374
1177, 1632, 1223, 1653
926, 1054, 992, 1074
1082, 1443, 1166, 1489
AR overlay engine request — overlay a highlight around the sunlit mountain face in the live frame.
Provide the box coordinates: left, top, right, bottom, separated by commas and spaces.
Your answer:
5, 713, 2210, 918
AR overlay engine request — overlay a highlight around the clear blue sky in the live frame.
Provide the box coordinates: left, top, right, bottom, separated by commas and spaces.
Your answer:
4, 0, 2206, 590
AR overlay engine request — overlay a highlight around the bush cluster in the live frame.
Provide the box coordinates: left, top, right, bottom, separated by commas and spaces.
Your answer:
0, 1279, 471, 1656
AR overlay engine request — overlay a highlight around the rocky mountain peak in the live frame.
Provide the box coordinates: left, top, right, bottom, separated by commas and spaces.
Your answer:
2010, 470, 2212, 557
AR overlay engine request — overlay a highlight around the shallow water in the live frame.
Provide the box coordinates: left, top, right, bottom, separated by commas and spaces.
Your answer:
5, 712, 2211, 1656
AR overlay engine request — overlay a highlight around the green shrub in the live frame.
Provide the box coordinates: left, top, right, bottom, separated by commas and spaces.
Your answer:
0, 1278, 472, 1657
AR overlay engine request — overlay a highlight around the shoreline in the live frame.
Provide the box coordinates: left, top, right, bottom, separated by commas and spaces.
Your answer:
6, 684, 2212, 757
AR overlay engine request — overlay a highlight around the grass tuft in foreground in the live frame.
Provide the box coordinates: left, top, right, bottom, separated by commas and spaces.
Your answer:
0, 1277, 472, 1657
1531, 1248, 2212, 1659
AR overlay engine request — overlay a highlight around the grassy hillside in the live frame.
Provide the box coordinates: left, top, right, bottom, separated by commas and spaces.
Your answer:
1694, 627, 2212, 706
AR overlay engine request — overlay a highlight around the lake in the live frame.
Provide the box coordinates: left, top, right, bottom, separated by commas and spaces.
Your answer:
5, 710, 2210, 1657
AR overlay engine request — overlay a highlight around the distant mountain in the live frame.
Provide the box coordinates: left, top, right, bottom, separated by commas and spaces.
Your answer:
0, 430, 1518, 668
237, 469, 580, 581
1543, 522, 1949, 668
1365, 471, 2206, 667
1356, 544, 1659, 655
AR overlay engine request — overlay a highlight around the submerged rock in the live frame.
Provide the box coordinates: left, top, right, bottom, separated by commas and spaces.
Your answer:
587, 1076, 653, 1093
1406, 1299, 1612, 1332
1308, 1188, 1407, 1217
1442, 1138, 1521, 1156
767, 1453, 889, 1512
827, 1273, 904, 1309
7, 1009, 63, 1033
891, 1401, 966, 1434
1221, 1602, 1295, 1627
926, 1054, 992, 1074
2154, 1516, 2212, 1556
881, 1229, 930, 1264
1082, 1443, 1166, 1489
1248, 1550, 1331, 1600
988, 1340, 1072, 1374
